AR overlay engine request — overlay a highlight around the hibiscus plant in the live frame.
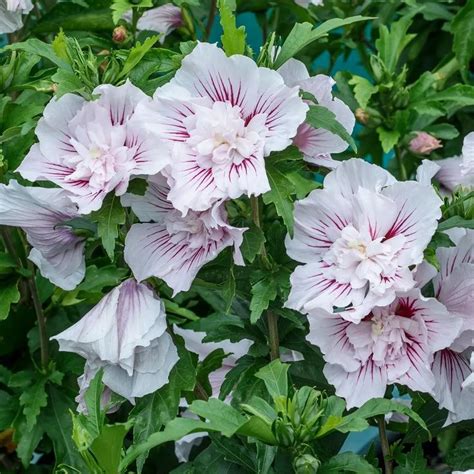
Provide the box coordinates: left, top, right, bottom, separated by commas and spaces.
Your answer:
0, 0, 473, 473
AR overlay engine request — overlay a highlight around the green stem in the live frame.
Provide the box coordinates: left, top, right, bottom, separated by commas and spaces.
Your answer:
395, 146, 408, 181
267, 311, 279, 360
250, 196, 271, 267
377, 416, 393, 474
434, 57, 459, 90
131, 8, 140, 40
1, 228, 48, 369
204, 0, 217, 42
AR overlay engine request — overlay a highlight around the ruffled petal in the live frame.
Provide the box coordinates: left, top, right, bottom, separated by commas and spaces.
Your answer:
324, 360, 387, 409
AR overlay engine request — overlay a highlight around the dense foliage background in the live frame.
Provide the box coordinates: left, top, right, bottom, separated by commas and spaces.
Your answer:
0, 0, 473, 473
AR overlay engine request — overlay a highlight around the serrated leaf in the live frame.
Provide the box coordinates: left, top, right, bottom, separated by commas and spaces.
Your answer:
438, 216, 474, 232
91, 423, 130, 474
349, 75, 378, 109
0, 280, 20, 320
240, 225, 265, 263
90, 194, 126, 260
274, 16, 371, 69
263, 161, 295, 236
250, 278, 277, 324
218, 0, 246, 56
19, 379, 48, 431
119, 35, 159, 79
319, 452, 379, 474
306, 105, 357, 152
111, 0, 153, 24
446, 434, 474, 470
255, 360, 288, 400
82, 369, 105, 440
376, 127, 400, 153
452, 0, 474, 83
52, 30, 70, 62
394, 442, 431, 474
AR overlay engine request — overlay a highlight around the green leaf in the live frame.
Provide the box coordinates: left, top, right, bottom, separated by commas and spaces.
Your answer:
91, 423, 130, 474
111, 0, 153, 24
82, 369, 105, 440
375, 16, 416, 74
339, 399, 429, 436
263, 161, 295, 236
218, 0, 246, 56
424, 123, 459, 140
306, 105, 357, 152
394, 442, 431, 474
19, 379, 48, 430
274, 16, 371, 69
189, 398, 247, 437
6, 39, 71, 70
446, 434, 474, 470
438, 216, 474, 231
210, 434, 257, 472
376, 127, 400, 153
250, 278, 277, 324
119, 36, 159, 79
0, 280, 20, 320
240, 225, 265, 263
319, 452, 379, 474
241, 396, 277, 425
15, 421, 44, 468
255, 359, 289, 400
452, 0, 474, 82
90, 194, 126, 260
0, 390, 18, 430
43, 386, 87, 470
349, 76, 378, 109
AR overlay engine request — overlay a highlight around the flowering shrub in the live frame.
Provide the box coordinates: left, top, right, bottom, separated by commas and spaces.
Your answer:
0, 0, 473, 473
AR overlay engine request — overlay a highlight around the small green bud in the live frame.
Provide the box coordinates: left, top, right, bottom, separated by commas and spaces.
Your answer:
272, 418, 295, 447
293, 453, 321, 474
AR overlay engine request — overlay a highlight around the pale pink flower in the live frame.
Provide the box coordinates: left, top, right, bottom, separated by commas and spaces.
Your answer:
18, 81, 170, 214
134, 42, 308, 214
416, 228, 474, 423
0, 0, 32, 33
123, 174, 246, 294
286, 159, 442, 322
135, 4, 183, 44
278, 58, 355, 169
0, 180, 86, 290
307, 289, 462, 408
409, 131, 442, 155
52, 279, 178, 402
434, 133, 474, 191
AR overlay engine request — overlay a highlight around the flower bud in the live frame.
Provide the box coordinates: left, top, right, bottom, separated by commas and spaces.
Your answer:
355, 108, 369, 125
409, 132, 442, 155
112, 25, 128, 43
294, 453, 321, 474
272, 418, 295, 447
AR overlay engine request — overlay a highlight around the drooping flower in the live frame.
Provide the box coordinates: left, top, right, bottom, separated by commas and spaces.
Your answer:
416, 228, 474, 423
123, 174, 246, 294
307, 289, 462, 408
0, 0, 33, 33
409, 131, 442, 155
124, 4, 183, 44
173, 325, 252, 462
278, 58, 355, 169
134, 42, 308, 214
435, 133, 474, 192
286, 159, 442, 322
17, 81, 170, 214
52, 279, 178, 402
0, 180, 86, 290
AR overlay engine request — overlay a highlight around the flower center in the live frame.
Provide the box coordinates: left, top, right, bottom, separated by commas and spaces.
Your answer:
166, 209, 224, 249
323, 225, 402, 290
185, 102, 266, 168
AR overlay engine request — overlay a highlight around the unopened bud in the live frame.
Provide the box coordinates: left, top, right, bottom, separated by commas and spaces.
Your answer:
113, 25, 128, 43
355, 108, 369, 125
409, 132, 442, 155
294, 453, 321, 474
